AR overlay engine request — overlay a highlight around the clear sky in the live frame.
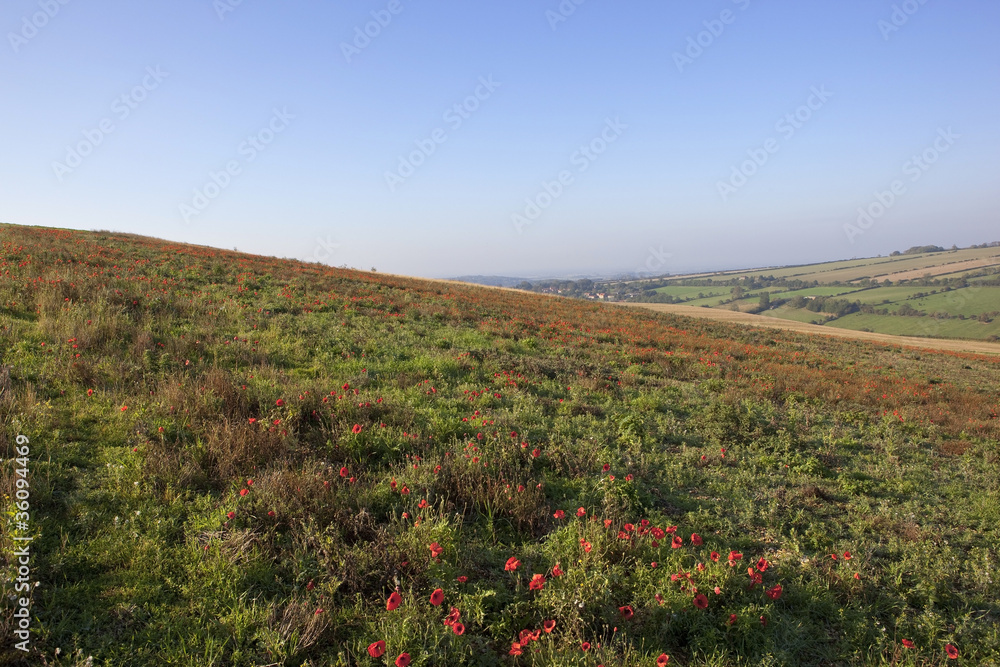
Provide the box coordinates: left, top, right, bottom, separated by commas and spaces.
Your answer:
2, 0, 998, 278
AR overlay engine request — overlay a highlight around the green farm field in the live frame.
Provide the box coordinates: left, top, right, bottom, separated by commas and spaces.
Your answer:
2, 226, 1000, 666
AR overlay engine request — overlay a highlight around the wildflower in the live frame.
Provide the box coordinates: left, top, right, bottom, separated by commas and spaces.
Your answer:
625, 474, 633, 481
843, 551, 852, 560
543, 620, 556, 633
430, 588, 444, 606
368, 641, 386, 658
728, 614, 737, 625
902, 639, 915, 649
619, 605, 634, 620
581, 642, 591, 651
248, 418, 256, 423
553, 509, 565, 519
602, 463, 610, 471
581, 540, 592, 553
395, 653, 411, 667
529, 574, 545, 591
386, 591, 402, 611
418, 499, 428, 509
531, 448, 541, 457
452, 622, 465, 635
691, 533, 703, 546
760, 615, 767, 626
651, 562, 658, 568
444, 607, 461, 626
756, 558, 769, 572
577, 507, 586, 517
552, 563, 564, 576
651, 527, 665, 539
509, 643, 523, 656
247, 479, 253, 486
765, 584, 782, 600
239, 488, 248, 497
604, 519, 613, 528
623, 523, 634, 532
352, 424, 363, 434
306, 580, 315, 591
275, 399, 284, 406
267, 510, 275, 517
714, 586, 721, 595
657, 654, 670, 666
400, 486, 410, 495
945, 644, 959, 659
456, 575, 467, 583
87, 389, 93, 396
121, 405, 128, 412
693, 594, 708, 610
505, 557, 520, 571
654, 593, 663, 604
671, 535, 683, 549
226, 511, 235, 519
728, 551, 742, 566
339, 467, 348, 477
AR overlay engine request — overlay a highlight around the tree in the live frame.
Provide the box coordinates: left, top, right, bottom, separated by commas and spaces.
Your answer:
759, 292, 770, 310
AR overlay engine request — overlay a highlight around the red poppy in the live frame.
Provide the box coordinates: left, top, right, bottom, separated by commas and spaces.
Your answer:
531, 448, 541, 457
553, 509, 565, 519
529, 574, 546, 591
239, 488, 248, 497
581, 540, 592, 553
691, 533, 703, 546
418, 499, 428, 509
728, 551, 743, 565
728, 613, 737, 625
623, 523, 634, 532
367, 641, 386, 658
581, 642, 591, 651
654, 593, 664, 604
843, 551, 852, 560
945, 644, 959, 659
619, 605, 634, 620
386, 591, 402, 611
765, 584, 782, 600
430, 588, 444, 606
306, 580, 315, 591
444, 607, 461, 626
756, 558, 769, 572
275, 399, 284, 406
604, 519, 613, 528
505, 557, 520, 571
509, 642, 523, 656
671, 535, 683, 549
451, 622, 465, 635
400, 486, 410, 495
693, 594, 708, 609
760, 615, 767, 626
519, 629, 534, 645
710, 551, 720, 562
602, 463, 610, 471
577, 507, 586, 517
552, 564, 564, 576
657, 654, 670, 666
428, 542, 443, 558
901, 639, 915, 649
395, 653, 411, 667
543, 619, 556, 633
352, 424, 362, 434
226, 511, 235, 519
339, 467, 348, 477
651, 527, 665, 539
456, 575, 467, 583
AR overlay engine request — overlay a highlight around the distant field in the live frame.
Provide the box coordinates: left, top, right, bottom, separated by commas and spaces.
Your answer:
832, 312, 1000, 339
661, 247, 1000, 284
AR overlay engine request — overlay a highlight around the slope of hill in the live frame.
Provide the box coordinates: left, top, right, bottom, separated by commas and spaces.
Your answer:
1, 225, 999, 665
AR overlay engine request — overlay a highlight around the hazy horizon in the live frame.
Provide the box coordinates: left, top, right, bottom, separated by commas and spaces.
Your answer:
3, 1, 998, 279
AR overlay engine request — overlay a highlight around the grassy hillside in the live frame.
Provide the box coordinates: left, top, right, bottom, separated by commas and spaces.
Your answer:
2, 225, 999, 666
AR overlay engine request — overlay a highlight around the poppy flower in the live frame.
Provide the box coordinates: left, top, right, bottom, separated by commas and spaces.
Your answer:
760, 615, 767, 626
602, 463, 610, 471
710, 551, 720, 562
367, 641, 386, 658
352, 424, 363, 434
693, 594, 708, 609
226, 511, 235, 519
529, 574, 545, 591
728, 614, 737, 625
444, 607, 461, 626
728, 551, 743, 565
428, 542, 443, 558
843, 551, 852, 560
519, 629, 534, 645
505, 557, 520, 571
418, 499, 428, 509
339, 467, 348, 477
246, 479, 253, 486
400, 486, 410, 495
543, 620, 556, 633
552, 564, 564, 576
671, 535, 683, 549
430, 588, 444, 606
581, 642, 591, 651
714, 586, 722, 595
531, 448, 541, 457
654, 593, 663, 604
691, 533, 703, 546
239, 488, 248, 497
577, 507, 586, 517
275, 399, 284, 407
386, 591, 402, 611
306, 580, 315, 591
901, 639, 915, 649
553, 510, 565, 519
651, 527, 665, 539
604, 519, 613, 528
657, 654, 670, 666
395, 653, 411, 667
452, 622, 465, 635
625, 474, 633, 481
765, 584, 782, 600
756, 558, 769, 572
581, 540, 592, 553
623, 523, 634, 532
619, 605, 634, 620
945, 644, 959, 659
509, 643, 523, 656
456, 575, 467, 583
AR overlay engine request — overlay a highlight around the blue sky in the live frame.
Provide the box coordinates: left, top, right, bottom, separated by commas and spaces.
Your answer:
2, 0, 998, 278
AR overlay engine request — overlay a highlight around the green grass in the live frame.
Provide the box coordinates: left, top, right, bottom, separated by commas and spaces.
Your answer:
2, 225, 1000, 666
